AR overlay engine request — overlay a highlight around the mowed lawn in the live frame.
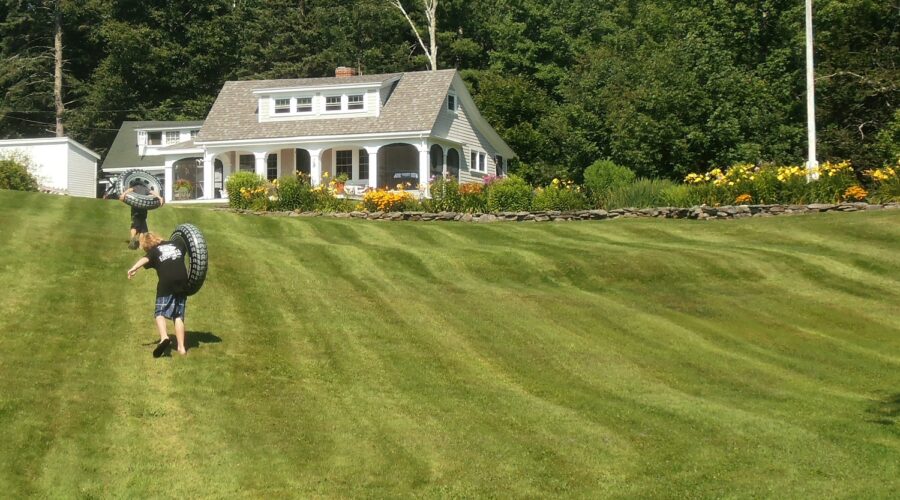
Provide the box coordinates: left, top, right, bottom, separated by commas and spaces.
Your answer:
0, 190, 898, 498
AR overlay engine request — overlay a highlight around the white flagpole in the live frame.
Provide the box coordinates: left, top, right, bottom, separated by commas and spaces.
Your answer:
805, 0, 819, 180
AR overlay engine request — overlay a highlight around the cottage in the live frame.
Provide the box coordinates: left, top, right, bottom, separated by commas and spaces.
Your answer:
105, 68, 515, 202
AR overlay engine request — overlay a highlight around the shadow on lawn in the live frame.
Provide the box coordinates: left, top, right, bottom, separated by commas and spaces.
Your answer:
185, 331, 222, 349
867, 393, 899, 426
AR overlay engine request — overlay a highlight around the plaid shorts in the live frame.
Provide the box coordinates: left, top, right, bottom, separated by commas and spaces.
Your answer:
154, 294, 187, 320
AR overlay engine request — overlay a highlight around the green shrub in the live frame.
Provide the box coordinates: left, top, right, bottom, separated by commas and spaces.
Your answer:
276, 175, 316, 211
312, 187, 353, 212
226, 171, 265, 209
660, 184, 701, 207
584, 160, 636, 206
459, 182, 488, 213
808, 161, 858, 202
532, 183, 588, 211
0, 156, 38, 192
603, 178, 678, 209
430, 177, 462, 212
486, 175, 532, 212
866, 163, 900, 203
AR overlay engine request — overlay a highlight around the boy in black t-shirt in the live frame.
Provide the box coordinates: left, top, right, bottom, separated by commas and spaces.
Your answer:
119, 182, 164, 250
127, 232, 189, 357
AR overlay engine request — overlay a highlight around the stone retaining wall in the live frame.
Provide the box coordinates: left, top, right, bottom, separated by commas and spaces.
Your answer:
220, 202, 899, 222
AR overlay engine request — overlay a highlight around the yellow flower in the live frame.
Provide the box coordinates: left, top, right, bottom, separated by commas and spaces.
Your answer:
322, 171, 329, 178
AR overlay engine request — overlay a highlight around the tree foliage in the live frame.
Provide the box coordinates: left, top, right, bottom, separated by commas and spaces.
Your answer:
0, 0, 896, 178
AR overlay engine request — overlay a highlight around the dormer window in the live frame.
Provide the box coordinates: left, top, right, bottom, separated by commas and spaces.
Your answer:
165, 131, 180, 145
297, 97, 312, 113
190, 130, 199, 139
147, 131, 162, 146
348, 94, 364, 110
325, 96, 342, 112
274, 98, 291, 114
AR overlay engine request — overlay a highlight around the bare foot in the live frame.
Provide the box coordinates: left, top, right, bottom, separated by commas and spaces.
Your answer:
177, 348, 187, 356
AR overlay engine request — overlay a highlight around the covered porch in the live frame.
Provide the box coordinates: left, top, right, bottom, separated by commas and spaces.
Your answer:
185, 139, 464, 201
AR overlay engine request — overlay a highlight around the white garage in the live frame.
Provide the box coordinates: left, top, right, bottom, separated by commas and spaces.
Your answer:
0, 137, 100, 198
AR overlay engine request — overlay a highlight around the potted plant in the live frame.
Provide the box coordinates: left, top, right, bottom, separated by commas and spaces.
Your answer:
334, 173, 350, 194
174, 179, 193, 200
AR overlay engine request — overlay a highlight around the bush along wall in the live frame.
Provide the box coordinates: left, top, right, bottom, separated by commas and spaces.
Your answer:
222, 201, 899, 222
222, 160, 900, 221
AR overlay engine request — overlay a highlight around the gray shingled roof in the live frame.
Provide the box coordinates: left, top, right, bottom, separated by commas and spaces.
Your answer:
103, 121, 204, 170
197, 70, 457, 143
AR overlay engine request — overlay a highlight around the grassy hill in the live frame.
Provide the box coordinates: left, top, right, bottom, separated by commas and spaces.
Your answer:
0, 190, 898, 498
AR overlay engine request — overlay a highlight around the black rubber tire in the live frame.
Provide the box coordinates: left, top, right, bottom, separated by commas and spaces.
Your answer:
123, 190, 161, 210
119, 169, 163, 210
170, 223, 208, 296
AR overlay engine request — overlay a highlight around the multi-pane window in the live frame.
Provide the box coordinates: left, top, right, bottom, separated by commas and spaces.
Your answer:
325, 96, 342, 111
190, 129, 199, 139
296, 97, 312, 113
358, 150, 369, 179
239, 154, 254, 172
347, 94, 364, 110
447, 94, 456, 112
274, 98, 291, 114
335, 150, 352, 178
267, 154, 278, 180
165, 131, 180, 145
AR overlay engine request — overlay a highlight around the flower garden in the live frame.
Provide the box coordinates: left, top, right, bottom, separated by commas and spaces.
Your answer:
224, 158, 900, 214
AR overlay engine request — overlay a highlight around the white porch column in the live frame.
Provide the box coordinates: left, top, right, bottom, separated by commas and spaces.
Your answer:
366, 147, 379, 189
163, 159, 174, 202
418, 145, 430, 197
308, 149, 322, 186
253, 151, 267, 179
203, 152, 215, 199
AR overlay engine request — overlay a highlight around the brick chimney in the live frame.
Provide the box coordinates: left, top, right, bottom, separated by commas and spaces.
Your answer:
335, 66, 357, 78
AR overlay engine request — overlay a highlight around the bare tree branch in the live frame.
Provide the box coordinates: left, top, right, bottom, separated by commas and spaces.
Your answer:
390, 0, 438, 70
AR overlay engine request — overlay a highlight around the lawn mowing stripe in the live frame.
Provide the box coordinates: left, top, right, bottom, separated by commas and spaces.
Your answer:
1, 192, 898, 497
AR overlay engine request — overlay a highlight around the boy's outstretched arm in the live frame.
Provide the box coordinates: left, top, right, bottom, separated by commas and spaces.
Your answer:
127, 257, 150, 279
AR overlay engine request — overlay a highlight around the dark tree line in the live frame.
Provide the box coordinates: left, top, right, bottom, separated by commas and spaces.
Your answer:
1, 0, 897, 183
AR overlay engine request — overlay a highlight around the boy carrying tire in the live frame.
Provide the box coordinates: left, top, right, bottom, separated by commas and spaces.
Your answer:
127, 232, 188, 357
120, 182, 164, 250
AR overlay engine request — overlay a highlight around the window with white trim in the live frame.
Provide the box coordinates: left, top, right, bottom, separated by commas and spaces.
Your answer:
358, 149, 369, 179
347, 94, 364, 110
325, 95, 342, 111
478, 153, 486, 172
470, 151, 477, 172
447, 93, 457, 112
190, 130, 199, 139
239, 154, 254, 172
267, 153, 278, 180
335, 150, 352, 178
147, 132, 162, 145
296, 96, 312, 113
274, 98, 291, 114
165, 131, 179, 145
